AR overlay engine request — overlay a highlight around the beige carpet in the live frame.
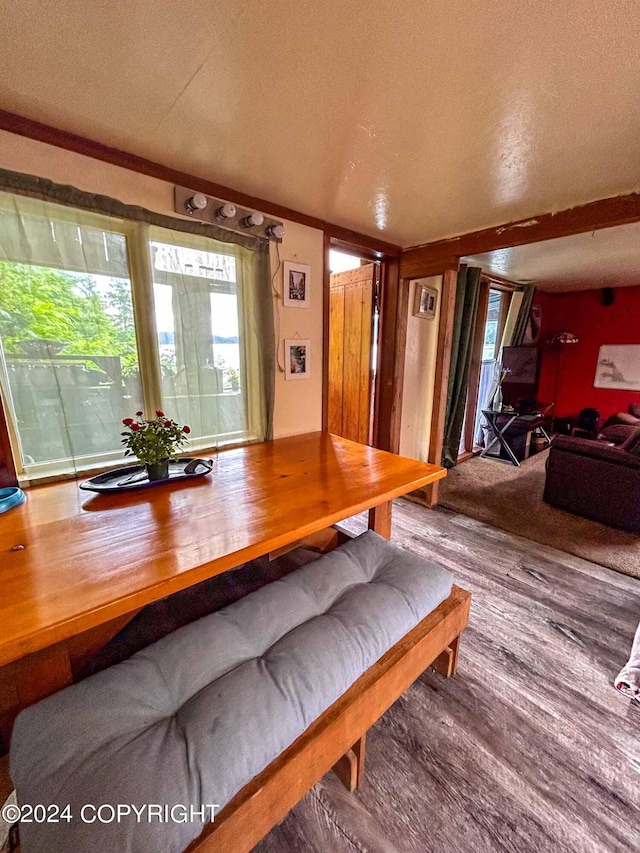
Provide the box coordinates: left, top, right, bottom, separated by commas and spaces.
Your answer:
438, 449, 640, 579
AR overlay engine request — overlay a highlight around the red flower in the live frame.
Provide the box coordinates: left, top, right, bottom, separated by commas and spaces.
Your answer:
183, 425, 191, 434
165, 420, 172, 428
136, 410, 143, 416
131, 423, 140, 431
122, 417, 134, 425
156, 410, 165, 417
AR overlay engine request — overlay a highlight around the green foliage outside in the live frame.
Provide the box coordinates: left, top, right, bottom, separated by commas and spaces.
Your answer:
0, 261, 137, 362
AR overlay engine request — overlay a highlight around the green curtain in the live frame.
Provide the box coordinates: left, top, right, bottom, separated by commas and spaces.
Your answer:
441, 265, 482, 468
511, 284, 536, 345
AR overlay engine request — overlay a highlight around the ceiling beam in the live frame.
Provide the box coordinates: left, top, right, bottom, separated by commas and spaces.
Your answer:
399, 254, 460, 281
401, 191, 640, 274
0, 109, 402, 260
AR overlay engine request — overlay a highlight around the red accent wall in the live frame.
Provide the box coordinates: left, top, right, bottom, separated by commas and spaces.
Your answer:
536, 286, 640, 420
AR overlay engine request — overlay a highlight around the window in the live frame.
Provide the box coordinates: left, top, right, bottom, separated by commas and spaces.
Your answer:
482, 289, 507, 360
0, 194, 270, 481
149, 229, 247, 445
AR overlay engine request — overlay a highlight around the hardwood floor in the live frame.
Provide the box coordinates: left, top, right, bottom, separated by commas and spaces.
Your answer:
256, 501, 640, 853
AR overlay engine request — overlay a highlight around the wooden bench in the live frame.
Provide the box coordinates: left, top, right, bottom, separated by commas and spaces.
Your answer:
5, 533, 470, 853
187, 585, 469, 853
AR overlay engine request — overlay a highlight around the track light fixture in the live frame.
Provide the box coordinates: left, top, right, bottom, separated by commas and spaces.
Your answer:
185, 193, 208, 214
185, 193, 209, 213
266, 224, 285, 240
239, 212, 265, 228
216, 203, 237, 220
175, 186, 284, 241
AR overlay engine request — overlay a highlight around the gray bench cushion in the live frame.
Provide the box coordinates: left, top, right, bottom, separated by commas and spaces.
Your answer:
11, 530, 453, 853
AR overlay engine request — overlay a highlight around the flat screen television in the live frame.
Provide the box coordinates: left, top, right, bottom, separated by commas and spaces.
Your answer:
500, 346, 540, 406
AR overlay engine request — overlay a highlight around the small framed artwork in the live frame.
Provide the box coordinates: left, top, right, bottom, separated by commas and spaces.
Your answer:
594, 344, 640, 390
283, 262, 311, 308
413, 283, 438, 319
285, 339, 311, 380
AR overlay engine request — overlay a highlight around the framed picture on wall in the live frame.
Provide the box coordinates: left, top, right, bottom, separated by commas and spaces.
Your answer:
285, 339, 311, 380
413, 283, 438, 319
594, 344, 640, 390
283, 262, 311, 308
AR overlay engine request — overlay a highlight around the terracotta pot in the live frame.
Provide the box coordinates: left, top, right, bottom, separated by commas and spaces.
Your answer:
146, 460, 170, 482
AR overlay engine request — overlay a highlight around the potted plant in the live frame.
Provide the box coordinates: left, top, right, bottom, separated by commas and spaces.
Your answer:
121, 410, 191, 481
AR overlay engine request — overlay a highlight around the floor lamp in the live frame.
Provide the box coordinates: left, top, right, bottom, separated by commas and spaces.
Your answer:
547, 330, 579, 427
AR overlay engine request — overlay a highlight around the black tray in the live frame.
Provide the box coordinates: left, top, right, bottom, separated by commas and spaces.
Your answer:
79, 458, 213, 493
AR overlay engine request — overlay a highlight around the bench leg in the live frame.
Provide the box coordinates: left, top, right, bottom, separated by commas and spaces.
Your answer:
431, 633, 461, 678
331, 732, 367, 792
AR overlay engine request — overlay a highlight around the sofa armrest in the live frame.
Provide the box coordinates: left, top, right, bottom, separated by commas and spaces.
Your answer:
551, 435, 640, 469
599, 424, 639, 445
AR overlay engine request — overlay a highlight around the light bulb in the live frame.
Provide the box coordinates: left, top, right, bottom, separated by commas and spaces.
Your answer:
216, 203, 236, 219
186, 193, 208, 213
266, 224, 285, 240
239, 212, 265, 228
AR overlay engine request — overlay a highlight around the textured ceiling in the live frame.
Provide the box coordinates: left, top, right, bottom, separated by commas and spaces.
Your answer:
1, 1, 640, 247
466, 222, 640, 291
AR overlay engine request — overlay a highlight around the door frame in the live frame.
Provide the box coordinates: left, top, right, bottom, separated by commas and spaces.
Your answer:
326, 260, 378, 444
323, 236, 401, 453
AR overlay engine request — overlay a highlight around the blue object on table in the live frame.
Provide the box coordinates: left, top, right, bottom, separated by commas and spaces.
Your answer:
0, 487, 26, 514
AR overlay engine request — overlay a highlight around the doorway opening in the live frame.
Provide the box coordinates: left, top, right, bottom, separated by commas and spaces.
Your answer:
328, 249, 381, 445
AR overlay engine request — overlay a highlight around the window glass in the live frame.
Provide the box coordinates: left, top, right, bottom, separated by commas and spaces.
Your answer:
482, 290, 503, 360
0, 207, 143, 477
150, 237, 247, 446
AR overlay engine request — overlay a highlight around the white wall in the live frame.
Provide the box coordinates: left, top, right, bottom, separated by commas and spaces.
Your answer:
273, 221, 324, 437
399, 275, 443, 462
0, 129, 324, 438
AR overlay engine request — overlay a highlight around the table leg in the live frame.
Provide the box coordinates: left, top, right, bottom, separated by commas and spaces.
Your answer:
368, 502, 392, 539
480, 413, 520, 466
539, 424, 552, 444
0, 644, 73, 752
496, 430, 521, 466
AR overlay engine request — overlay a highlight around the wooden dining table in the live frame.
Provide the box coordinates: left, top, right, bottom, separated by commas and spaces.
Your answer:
0, 431, 445, 751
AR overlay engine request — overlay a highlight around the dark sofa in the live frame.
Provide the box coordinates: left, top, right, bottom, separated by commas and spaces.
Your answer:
543, 431, 640, 533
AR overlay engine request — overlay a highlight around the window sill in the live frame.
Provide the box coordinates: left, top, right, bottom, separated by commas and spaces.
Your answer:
18, 433, 262, 488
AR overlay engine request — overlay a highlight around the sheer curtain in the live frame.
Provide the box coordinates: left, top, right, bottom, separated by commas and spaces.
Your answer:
0, 192, 145, 480
0, 190, 274, 482
147, 226, 274, 451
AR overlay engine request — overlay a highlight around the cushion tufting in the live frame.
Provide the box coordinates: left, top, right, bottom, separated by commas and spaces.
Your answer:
10, 530, 453, 853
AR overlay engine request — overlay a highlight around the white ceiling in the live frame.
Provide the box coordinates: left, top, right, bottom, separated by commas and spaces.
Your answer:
466, 221, 640, 291
1, 1, 640, 248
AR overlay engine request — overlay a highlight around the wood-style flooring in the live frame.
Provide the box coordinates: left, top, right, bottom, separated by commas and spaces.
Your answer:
256, 501, 640, 853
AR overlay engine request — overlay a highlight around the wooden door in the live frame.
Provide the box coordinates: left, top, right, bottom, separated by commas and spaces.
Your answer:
328, 264, 376, 444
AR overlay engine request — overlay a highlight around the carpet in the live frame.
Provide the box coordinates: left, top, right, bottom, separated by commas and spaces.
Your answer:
438, 449, 640, 579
